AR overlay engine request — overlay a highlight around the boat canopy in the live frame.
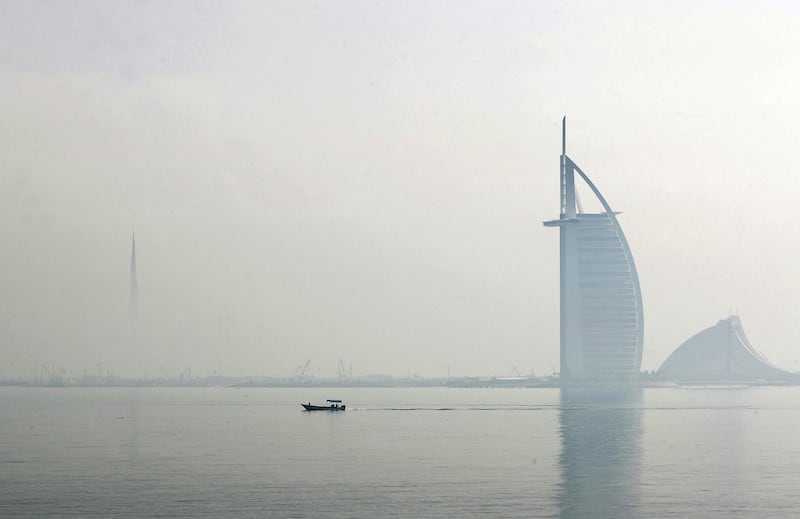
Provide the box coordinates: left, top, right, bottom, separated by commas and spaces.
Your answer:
326, 399, 342, 403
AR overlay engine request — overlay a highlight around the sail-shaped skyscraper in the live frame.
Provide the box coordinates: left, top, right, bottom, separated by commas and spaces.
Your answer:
544, 119, 644, 381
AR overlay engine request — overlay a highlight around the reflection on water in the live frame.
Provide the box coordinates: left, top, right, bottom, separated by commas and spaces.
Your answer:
124, 389, 140, 464
7, 387, 800, 517
558, 387, 643, 519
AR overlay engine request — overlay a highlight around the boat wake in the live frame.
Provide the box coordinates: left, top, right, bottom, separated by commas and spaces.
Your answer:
355, 406, 556, 411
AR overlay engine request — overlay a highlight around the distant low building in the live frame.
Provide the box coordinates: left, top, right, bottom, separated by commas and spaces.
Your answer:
658, 315, 796, 382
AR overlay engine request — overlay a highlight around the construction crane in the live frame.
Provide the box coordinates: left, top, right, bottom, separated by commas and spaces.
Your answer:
338, 358, 348, 384
293, 360, 310, 380
42, 363, 65, 386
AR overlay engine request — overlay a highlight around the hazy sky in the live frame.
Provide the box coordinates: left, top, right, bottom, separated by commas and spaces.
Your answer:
2, 1, 800, 379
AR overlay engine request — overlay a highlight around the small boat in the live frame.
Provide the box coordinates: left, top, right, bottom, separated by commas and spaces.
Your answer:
302, 399, 346, 411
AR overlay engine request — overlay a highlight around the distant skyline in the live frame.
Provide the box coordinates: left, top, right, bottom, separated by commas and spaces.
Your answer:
3, 1, 800, 379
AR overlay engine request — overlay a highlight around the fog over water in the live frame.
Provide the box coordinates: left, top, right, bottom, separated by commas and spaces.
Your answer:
4, 386, 800, 518
2, 1, 800, 378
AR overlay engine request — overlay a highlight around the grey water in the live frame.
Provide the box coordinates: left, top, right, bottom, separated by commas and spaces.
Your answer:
1, 386, 799, 518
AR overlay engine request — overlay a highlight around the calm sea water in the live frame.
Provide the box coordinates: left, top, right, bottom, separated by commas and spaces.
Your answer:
1, 386, 799, 518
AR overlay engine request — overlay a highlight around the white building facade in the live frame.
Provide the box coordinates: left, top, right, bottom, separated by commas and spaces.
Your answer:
544, 119, 644, 381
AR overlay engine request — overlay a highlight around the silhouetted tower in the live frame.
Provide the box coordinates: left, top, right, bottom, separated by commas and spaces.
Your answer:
130, 232, 138, 321
543, 118, 644, 381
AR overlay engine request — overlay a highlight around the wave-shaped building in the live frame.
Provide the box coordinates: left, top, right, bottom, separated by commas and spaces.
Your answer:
659, 315, 796, 382
543, 119, 644, 382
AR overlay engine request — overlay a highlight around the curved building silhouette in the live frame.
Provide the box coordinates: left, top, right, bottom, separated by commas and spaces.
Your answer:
659, 315, 796, 382
544, 119, 644, 381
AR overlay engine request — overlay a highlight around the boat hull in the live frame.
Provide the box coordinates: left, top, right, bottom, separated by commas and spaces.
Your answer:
302, 404, 346, 411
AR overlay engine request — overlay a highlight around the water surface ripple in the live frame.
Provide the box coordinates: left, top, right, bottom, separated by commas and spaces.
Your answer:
1, 386, 799, 518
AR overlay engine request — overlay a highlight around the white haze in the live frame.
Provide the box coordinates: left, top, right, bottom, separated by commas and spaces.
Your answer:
2, 1, 800, 379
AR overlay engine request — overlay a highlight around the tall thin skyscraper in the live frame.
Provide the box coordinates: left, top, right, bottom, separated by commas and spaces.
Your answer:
130, 232, 138, 321
543, 118, 644, 381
